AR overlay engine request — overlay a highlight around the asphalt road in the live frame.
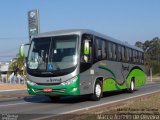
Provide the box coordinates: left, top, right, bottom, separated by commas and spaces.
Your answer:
0, 83, 160, 120
0, 90, 27, 96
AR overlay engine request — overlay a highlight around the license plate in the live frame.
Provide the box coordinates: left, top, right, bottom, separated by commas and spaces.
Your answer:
43, 88, 52, 92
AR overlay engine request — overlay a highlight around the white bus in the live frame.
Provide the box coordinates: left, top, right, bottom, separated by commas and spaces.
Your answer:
20, 29, 146, 101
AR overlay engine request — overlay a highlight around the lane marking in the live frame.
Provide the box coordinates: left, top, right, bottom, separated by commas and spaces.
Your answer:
0, 89, 26, 92
0, 99, 46, 107
33, 89, 160, 120
0, 102, 29, 107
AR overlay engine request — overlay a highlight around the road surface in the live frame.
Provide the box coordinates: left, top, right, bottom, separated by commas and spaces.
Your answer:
0, 83, 160, 120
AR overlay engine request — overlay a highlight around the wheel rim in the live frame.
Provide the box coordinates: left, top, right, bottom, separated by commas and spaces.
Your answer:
95, 84, 101, 97
131, 81, 134, 91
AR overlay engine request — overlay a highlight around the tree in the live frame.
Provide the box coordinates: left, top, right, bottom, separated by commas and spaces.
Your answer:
135, 41, 143, 49
135, 37, 160, 75
7, 53, 25, 79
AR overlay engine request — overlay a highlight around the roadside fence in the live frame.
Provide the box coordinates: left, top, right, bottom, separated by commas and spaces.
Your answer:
0, 73, 25, 84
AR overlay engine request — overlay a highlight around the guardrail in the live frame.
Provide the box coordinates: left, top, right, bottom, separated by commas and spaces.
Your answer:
0, 75, 159, 85
0, 74, 25, 84
147, 77, 160, 84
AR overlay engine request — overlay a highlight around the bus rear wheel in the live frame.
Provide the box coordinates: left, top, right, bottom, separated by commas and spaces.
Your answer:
128, 80, 135, 93
91, 80, 102, 101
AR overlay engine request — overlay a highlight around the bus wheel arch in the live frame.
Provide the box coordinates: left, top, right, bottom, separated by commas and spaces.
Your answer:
91, 77, 103, 101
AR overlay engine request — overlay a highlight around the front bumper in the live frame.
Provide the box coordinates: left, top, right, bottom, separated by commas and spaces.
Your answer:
26, 76, 80, 96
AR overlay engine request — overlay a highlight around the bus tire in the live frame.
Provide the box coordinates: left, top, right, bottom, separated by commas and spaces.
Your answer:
128, 80, 135, 93
49, 96, 60, 102
90, 80, 102, 101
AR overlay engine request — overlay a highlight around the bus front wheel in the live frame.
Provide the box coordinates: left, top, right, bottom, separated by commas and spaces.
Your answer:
91, 80, 102, 101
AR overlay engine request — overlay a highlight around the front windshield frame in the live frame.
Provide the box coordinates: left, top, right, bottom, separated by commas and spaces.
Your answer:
27, 34, 79, 77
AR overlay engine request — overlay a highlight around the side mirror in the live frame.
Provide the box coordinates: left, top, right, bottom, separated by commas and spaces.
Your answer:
19, 43, 30, 58
81, 40, 92, 63
19, 44, 25, 57
84, 40, 90, 55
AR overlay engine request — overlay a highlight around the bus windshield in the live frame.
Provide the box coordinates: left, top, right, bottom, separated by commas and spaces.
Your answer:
27, 35, 78, 77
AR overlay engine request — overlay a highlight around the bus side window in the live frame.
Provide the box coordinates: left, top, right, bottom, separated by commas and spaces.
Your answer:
139, 51, 142, 64
95, 37, 102, 60
142, 52, 144, 64
129, 49, 132, 63
138, 51, 141, 64
102, 40, 106, 59
132, 50, 134, 63
117, 45, 122, 61
95, 37, 107, 60
125, 48, 129, 62
105, 41, 108, 59
136, 51, 139, 63
97, 38, 107, 60
112, 43, 117, 61
131, 49, 133, 63
136, 51, 138, 63
108, 42, 113, 59
94, 38, 98, 60
133, 50, 137, 63
121, 46, 125, 62
140, 52, 143, 64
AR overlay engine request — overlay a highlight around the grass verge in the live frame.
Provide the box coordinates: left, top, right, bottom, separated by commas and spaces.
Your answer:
51, 92, 160, 120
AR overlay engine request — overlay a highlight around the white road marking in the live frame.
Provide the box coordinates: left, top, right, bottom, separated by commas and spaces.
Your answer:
0, 99, 45, 107
0, 102, 28, 107
0, 89, 26, 92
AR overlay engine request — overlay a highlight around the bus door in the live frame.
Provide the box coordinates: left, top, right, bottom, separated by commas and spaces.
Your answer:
79, 34, 94, 95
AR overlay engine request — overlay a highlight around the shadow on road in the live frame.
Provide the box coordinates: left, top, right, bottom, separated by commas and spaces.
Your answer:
23, 90, 129, 104
23, 95, 90, 104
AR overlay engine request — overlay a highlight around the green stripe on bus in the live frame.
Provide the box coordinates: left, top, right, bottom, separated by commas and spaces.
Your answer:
99, 66, 116, 79
103, 69, 146, 92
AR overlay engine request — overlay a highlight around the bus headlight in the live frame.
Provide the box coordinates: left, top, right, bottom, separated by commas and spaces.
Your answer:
27, 80, 37, 86
61, 76, 78, 85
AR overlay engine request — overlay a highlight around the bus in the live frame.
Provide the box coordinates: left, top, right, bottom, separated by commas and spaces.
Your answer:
20, 29, 146, 101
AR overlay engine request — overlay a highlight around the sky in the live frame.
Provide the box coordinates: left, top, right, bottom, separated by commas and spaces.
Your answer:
0, 0, 160, 61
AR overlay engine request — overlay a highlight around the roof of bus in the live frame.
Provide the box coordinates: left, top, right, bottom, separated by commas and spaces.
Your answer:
34, 29, 143, 52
